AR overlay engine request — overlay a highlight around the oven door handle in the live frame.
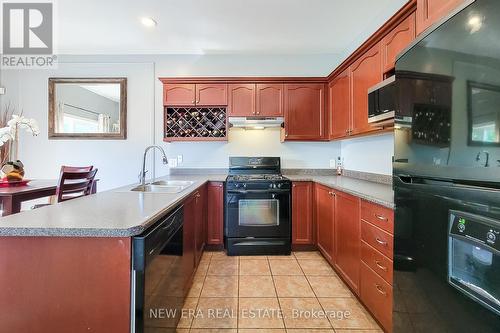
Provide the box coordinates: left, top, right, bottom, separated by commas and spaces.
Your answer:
227, 189, 289, 194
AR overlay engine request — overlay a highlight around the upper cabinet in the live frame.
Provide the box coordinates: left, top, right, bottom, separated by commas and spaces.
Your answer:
284, 83, 327, 141
196, 84, 228, 106
381, 12, 416, 74
164, 83, 227, 106
350, 43, 382, 136
228, 83, 256, 116
416, 0, 464, 35
329, 68, 351, 140
256, 83, 284, 117
164, 84, 196, 106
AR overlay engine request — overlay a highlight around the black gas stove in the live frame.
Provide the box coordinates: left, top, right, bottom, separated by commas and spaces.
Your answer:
224, 157, 291, 256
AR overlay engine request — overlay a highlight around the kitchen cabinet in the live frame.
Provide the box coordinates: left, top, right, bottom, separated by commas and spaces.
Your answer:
164, 83, 227, 106
194, 186, 206, 266
207, 182, 224, 245
334, 191, 361, 294
256, 83, 284, 116
195, 84, 227, 106
183, 193, 197, 280
360, 261, 393, 332
329, 68, 351, 139
350, 43, 382, 135
292, 182, 314, 245
284, 83, 327, 141
164, 83, 196, 106
228, 83, 256, 116
381, 12, 416, 74
416, 0, 464, 35
315, 184, 335, 263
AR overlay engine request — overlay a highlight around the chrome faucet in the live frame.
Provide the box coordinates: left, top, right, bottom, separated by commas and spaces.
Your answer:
140, 145, 168, 187
476, 150, 490, 167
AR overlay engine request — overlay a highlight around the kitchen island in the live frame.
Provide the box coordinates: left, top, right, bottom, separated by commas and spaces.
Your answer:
0, 173, 392, 332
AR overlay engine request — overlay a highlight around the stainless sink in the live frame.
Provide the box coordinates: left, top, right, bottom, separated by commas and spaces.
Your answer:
130, 185, 186, 193
130, 180, 194, 193
151, 180, 194, 187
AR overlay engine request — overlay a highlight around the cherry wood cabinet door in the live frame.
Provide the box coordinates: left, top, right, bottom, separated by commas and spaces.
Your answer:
183, 194, 197, 281
228, 83, 256, 116
381, 12, 416, 74
284, 83, 326, 140
350, 43, 382, 136
329, 68, 351, 139
416, 0, 464, 35
194, 185, 207, 265
315, 184, 335, 263
207, 182, 224, 245
256, 83, 284, 117
196, 83, 227, 106
164, 83, 196, 106
292, 182, 314, 245
334, 191, 361, 294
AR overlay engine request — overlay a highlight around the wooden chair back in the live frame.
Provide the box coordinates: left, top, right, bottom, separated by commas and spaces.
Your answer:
55, 166, 98, 203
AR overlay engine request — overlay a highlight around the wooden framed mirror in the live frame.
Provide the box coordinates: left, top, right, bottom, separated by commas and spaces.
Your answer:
48, 78, 127, 139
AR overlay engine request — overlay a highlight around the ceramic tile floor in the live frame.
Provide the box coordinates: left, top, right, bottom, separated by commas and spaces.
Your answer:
175, 251, 383, 333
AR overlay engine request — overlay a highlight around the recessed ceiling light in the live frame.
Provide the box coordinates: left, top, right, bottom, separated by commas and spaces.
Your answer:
140, 17, 157, 28
467, 15, 483, 33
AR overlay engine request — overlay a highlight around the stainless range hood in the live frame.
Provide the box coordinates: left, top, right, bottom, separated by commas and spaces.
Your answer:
228, 117, 284, 129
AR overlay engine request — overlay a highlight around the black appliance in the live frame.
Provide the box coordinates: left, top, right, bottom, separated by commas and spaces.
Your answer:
368, 75, 397, 124
225, 157, 291, 256
393, 0, 500, 331
132, 205, 186, 333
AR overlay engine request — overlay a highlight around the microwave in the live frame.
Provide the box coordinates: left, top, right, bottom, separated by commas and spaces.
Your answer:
368, 76, 396, 124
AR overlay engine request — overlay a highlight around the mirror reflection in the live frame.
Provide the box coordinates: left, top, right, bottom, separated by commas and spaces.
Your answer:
49, 78, 126, 139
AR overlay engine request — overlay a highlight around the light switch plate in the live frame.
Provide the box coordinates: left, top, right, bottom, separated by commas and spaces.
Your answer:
329, 159, 336, 168
168, 159, 177, 168
177, 155, 183, 165
0, 87, 5, 95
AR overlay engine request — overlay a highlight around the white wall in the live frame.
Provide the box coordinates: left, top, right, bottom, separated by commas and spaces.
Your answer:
341, 133, 394, 175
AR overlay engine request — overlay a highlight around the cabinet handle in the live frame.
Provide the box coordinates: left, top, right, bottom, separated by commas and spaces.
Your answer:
375, 260, 388, 272
328, 191, 335, 197
374, 213, 388, 221
375, 237, 388, 246
375, 284, 387, 296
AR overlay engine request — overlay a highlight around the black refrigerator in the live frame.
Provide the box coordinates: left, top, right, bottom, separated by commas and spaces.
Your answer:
393, 0, 500, 331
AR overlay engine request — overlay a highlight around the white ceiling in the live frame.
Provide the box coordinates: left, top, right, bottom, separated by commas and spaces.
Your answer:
56, 0, 408, 55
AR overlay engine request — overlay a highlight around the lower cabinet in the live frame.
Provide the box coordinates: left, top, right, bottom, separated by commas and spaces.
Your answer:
195, 185, 207, 266
314, 184, 335, 263
292, 181, 314, 245
207, 182, 224, 245
334, 191, 361, 295
183, 193, 197, 281
360, 261, 393, 332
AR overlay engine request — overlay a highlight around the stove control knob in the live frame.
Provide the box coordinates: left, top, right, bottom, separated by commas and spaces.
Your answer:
277, 183, 282, 188
243, 183, 247, 189
269, 183, 274, 189
487, 231, 496, 243
457, 223, 465, 232
235, 183, 240, 188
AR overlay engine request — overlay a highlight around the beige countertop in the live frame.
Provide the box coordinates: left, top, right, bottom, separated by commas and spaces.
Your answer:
0, 175, 226, 237
0, 173, 393, 237
285, 175, 394, 209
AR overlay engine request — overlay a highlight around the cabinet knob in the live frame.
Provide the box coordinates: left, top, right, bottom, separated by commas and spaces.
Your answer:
285, 134, 288, 137
191, 100, 195, 104
292, 184, 296, 187
196, 100, 199, 103
256, 111, 260, 115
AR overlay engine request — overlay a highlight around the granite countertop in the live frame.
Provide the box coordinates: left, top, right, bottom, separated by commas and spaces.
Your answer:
0, 172, 393, 238
0, 174, 227, 237
285, 175, 394, 209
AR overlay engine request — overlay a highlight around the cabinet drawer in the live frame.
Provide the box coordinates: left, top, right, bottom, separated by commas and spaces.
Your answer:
361, 220, 393, 259
361, 240, 393, 285
360, 262, 392, 332
361, 200, 394, 234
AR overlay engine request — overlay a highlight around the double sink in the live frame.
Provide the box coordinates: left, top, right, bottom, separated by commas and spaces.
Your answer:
130, 180, 195, 193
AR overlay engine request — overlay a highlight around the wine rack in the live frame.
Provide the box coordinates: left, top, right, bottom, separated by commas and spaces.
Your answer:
164, 107, 227, 141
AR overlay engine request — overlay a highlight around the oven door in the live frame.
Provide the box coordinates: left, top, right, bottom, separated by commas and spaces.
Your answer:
225, 188, 290, 238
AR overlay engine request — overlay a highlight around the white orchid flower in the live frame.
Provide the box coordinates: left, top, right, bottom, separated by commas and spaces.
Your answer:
0, 126, 13, 147
7, 115, 40, 137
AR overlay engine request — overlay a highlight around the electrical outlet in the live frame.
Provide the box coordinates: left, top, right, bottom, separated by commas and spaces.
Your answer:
329, 159, 336, 168
168, 159, 177, 168
177, 155, 183, 165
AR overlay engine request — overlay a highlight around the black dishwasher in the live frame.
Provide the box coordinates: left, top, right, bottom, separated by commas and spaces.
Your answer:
132, 205, 185, 333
